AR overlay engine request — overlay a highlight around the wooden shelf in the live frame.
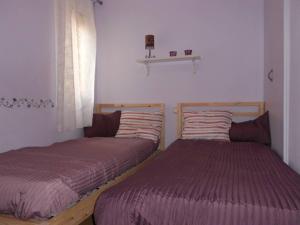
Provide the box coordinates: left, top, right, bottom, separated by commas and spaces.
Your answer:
137, 55, 201, 76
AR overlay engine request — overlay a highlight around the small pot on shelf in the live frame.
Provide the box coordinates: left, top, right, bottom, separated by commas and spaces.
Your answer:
184, 49, 193, 56
169, 51, 177, 57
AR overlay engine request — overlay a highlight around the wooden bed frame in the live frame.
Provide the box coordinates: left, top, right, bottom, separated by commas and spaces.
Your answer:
176, 101, 265, 138
0, 103, 165, 225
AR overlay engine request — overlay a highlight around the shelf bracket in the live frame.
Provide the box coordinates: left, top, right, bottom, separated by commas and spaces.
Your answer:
145, 62, 150, 76
192, 59, 197, 75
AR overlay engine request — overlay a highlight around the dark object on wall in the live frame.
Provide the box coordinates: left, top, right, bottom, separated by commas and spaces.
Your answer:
84, 111, 121, 138
267, 69, 274, 82
0, 97, 54, 109
184, 49, 193, 56
92, 0, 103, 6
229, 111, 271, 146
169, 51, 177, 57
145, 35, 155, 58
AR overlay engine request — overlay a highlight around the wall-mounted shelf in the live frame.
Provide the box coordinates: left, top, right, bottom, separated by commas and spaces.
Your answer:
137, 55, 201, 76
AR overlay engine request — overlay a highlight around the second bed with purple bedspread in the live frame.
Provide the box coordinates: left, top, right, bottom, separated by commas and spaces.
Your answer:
94, 140, 300, 225
0, 137, 156, 219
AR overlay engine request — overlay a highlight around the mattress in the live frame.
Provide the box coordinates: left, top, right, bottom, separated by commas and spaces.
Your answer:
0, 137, 157, 219
94, 139, 300, 225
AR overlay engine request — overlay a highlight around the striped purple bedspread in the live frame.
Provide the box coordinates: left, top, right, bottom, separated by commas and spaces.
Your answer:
0, 137, 156, 220
94, 140, 300, 225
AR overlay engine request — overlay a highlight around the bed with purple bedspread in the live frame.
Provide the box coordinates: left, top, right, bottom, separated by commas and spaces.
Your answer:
94, 139, 300, 225
0, 137, 156, 220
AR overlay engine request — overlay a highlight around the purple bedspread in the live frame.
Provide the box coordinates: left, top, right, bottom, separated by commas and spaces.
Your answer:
0, 137, 156, 220
94, 140, 300, 225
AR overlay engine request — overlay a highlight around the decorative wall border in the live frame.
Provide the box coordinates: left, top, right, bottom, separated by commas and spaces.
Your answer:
0, 97, 55, 109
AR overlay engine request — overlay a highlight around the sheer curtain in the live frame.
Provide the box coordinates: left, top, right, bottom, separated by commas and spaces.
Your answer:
55, 0, 96, 132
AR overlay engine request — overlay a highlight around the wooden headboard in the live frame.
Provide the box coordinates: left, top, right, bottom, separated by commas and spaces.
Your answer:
94, 103, 165, 151
176, 101, 265, 138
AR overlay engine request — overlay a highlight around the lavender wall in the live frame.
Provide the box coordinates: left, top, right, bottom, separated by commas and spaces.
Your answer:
95, 0, 265, 145
264, 0, 284, 157
0, 0, 82, 153
288, 0, 300, 173
0, 0, 265, 151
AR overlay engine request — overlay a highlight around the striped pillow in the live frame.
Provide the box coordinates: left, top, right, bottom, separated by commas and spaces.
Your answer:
182, 111, 232, 141
116, 111, 163, 143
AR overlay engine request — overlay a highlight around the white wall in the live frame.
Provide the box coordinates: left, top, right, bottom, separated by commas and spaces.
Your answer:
288, 0, 300, 173
0, 0, 82, 153
95, 0, 265, 146
264, 0, 284, 157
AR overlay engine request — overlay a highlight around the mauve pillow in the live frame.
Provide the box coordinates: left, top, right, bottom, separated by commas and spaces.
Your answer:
229, 111, 271, 146
84, 111, 121, 138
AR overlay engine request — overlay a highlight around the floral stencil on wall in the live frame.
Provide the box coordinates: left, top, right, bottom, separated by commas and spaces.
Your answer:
0, 97, 55, 109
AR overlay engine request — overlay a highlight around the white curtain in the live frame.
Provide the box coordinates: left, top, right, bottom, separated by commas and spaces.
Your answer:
55, 0, 96, 132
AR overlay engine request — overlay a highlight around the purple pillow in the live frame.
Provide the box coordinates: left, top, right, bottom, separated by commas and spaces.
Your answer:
84, 111, 121, 138
229, 111, 271, 146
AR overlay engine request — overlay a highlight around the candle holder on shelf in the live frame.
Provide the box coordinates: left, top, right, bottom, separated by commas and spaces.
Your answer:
184, 49, 193, 56
170, 51, 177, 57
145, 34, 155, 58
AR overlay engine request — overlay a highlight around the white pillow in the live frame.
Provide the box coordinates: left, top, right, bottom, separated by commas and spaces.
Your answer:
116, 111, 163, 143
182, 111, 232, 141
